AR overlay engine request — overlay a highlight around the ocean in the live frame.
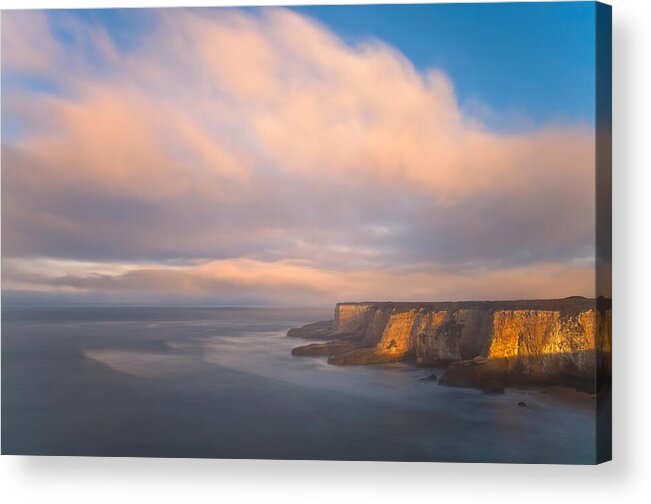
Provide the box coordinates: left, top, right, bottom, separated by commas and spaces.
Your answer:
1, 305, 596, 463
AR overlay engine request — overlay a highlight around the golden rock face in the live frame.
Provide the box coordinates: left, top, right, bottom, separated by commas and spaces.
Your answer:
332, 305, 600, 364
486, 309, 597, 379
295, 300, 609, 388
332, 303, 373, 335
487, 310, 594, 359
377, 309, 422, 357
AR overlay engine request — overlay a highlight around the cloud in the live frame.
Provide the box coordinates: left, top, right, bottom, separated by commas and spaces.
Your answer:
1, 8, 596, 303
2, 257, 594, 305
1, 11, 61, 75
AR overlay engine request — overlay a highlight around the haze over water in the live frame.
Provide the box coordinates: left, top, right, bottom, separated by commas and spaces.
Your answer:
2, 305, 595, 463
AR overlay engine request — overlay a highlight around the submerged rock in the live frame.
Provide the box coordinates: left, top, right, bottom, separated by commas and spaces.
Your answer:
418, 373, 438, 382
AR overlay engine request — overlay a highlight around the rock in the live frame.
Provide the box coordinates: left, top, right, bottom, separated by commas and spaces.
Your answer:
439, 357, 507, 389
487, 310, 597, 382
415, 309, 492, 366
287, 320, 334, 339
291, 341, 357, 356
287, 299, 610, 392
331, 303, 374, 336
518, 401, 527, 407
418, 373, 438, 382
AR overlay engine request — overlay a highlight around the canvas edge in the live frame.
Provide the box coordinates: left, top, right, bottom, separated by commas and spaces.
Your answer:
595, 0, 612, 465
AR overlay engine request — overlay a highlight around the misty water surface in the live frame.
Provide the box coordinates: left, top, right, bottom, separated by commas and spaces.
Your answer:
2, 306, 596, 463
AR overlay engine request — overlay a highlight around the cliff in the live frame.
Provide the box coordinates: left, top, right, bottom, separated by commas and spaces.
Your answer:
289, 298, 611, 393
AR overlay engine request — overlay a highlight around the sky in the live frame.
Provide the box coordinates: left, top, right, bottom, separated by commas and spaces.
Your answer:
1, 3, 597, 305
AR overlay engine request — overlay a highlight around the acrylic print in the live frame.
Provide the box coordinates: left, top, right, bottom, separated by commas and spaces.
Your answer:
1, 2, 612, 463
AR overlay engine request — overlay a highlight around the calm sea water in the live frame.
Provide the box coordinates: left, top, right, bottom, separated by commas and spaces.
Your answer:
1, 305, 596, 463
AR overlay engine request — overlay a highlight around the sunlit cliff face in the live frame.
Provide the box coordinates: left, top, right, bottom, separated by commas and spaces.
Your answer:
318, 302, 609, 383
1, 8, 596, 305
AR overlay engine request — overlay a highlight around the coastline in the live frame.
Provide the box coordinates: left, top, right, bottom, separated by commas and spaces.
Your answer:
288, 298, 612, 394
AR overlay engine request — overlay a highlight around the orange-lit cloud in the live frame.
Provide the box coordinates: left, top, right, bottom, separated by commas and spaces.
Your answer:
1, 9, 596, 304
2, 257, 594, 305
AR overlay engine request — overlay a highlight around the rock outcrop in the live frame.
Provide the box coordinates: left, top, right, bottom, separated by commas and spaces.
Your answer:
291, 340, 358, 356
287, 320, 334, 339
289, 298, 612, 393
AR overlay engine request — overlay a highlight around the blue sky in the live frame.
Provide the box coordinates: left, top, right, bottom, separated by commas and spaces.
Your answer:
295, 2, 596, 129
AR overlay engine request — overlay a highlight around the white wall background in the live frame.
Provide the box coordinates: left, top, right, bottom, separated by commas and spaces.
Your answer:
1, 0, 649, 502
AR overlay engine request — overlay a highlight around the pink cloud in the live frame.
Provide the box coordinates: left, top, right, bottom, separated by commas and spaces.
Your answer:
1, 8, 596, 303
2, 257, 594, 305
